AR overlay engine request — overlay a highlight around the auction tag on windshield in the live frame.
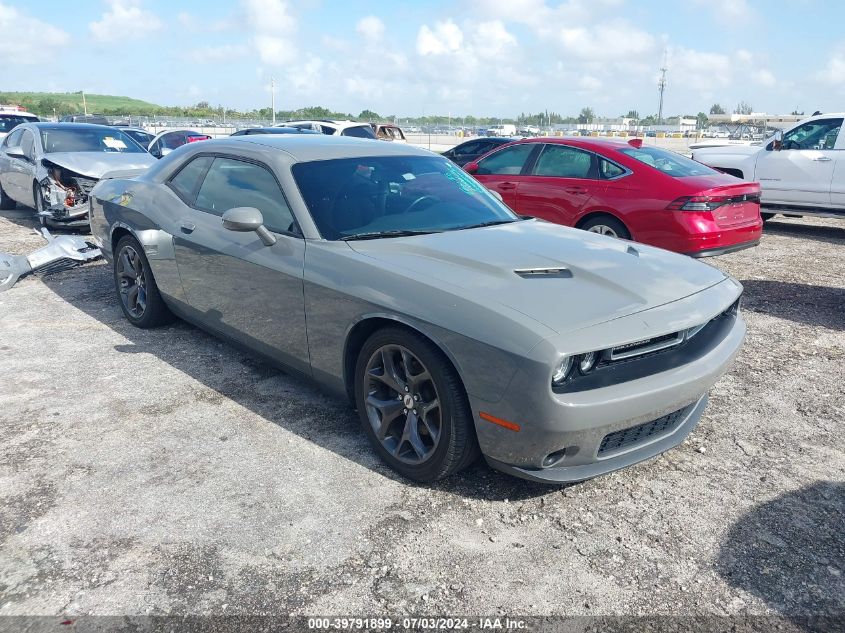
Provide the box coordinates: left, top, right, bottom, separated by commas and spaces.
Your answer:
103, 137, 127, 150
402, 173, 415, 180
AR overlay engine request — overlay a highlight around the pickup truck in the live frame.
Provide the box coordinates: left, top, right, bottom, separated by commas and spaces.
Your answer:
691, 113, 844, 222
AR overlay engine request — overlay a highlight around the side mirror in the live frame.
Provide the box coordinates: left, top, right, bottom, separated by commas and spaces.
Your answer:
6, 146, 27, 160
222, 206, 276, 246
159, 147, 172, 157
464, 161, 479, 174
772, 130, 783, 151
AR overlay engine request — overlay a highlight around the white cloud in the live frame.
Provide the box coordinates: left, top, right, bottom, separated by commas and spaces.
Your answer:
754, 69, 777, 87
579, 75, 602, 91
252, 34, 297, 65
0, 2, 68, 64
243, 0, 294, 32
184, 44, 249, 64
89, 0, 162, 43
695, 0, 753, 24
820, 47, 845, 84
417, 20, 463, 56
242, 0, 297, 65
474, 21, 517, 58
559, 22, 655, 61
670, 47, 733, 90
356, 16, 385, 42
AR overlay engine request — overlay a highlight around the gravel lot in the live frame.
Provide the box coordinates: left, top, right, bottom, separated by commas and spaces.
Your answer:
0, 207, 842, 627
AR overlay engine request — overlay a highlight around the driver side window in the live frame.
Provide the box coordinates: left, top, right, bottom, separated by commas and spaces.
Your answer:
195, 157, 296, 234
20, 130, 35, 160
476, 144, 535, 175
782, 118, 842, 150
5, 128, 23, 148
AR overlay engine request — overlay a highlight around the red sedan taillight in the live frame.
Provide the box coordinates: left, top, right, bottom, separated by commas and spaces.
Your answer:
187, 135, 210, 143
667, 193, 760, 212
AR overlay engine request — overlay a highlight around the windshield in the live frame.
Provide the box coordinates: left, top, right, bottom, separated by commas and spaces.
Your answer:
0, 115, 38, 133
292, 155, 518, 240
39, 127, 147, 154
341, 125, 378, 139
620, 146, 718, 177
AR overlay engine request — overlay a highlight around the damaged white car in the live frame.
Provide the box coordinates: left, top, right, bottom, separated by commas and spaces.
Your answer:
0, 123, 156, 227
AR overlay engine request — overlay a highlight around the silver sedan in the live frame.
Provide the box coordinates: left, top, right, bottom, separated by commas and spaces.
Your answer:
0, 123, 156, 227
88, 135, 745, 483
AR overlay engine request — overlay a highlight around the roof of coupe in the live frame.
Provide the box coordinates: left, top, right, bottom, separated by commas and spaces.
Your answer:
227, 134, 433, 161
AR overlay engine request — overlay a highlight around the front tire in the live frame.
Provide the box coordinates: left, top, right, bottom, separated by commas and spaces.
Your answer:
113, 235, 175, 328
0, 181, 15, 210
33, 183, 47, 226
579, 215, 631, 240
354, 327, 478, 482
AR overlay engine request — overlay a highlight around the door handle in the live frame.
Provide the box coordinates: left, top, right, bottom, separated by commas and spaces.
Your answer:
565, 186, 588, 194
498, 182, 517, 190
812, 156, 832, 161
180, 221, 196, 234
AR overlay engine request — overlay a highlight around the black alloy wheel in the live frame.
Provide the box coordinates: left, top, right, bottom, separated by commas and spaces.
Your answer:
355, 327, 478, 482
113, 235, 174, 328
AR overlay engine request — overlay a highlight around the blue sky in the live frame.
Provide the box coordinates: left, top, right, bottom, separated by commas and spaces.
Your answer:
2, 0, 843, 118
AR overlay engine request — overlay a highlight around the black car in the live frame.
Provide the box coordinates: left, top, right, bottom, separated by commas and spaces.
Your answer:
441, 137, 518, 166
60, 114, 109, 125
115, 127, 156, 150
230, 127, 320, 136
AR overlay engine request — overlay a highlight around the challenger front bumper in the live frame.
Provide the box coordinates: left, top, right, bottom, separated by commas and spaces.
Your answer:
469, 279, 746, 484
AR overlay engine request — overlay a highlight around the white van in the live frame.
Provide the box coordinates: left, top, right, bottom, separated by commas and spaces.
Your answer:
488, 124, 517, 137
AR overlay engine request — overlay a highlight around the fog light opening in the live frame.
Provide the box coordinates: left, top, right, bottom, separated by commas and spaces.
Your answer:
542, 448, 567, 468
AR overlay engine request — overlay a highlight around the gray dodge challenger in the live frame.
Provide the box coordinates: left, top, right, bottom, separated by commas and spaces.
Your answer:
89, 135, 745, 483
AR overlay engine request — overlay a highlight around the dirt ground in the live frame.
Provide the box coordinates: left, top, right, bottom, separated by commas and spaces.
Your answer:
0, 206, 842, 628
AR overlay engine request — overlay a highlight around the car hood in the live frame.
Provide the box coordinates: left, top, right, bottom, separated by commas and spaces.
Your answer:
41, 152, 156, 179
692, 144, 761, 158
348, 220, 728, 334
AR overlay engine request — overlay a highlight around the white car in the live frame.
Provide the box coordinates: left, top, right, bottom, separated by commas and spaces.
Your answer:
279, 120, 377, 139
0, 109, 39, 142
692, 113, 844, 222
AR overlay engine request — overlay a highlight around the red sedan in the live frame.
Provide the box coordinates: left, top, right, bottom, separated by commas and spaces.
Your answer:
464, 137, 762, 256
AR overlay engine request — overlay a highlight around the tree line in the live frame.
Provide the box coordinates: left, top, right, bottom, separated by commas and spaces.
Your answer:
2, 92, 769, 128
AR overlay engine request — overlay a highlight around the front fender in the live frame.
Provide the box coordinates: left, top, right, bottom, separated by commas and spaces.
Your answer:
92, 178, 187, 304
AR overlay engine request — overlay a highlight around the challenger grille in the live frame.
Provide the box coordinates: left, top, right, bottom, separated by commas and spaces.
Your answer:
598, 404, 694, 456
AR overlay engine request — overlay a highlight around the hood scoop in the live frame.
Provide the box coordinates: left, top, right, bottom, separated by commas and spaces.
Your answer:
514, 267, 573, 279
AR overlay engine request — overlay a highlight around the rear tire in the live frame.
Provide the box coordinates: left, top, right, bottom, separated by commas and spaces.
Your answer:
579, 215, 631, 240
0, 181, 15, 210
354, 327, 479, 482
761, 212, 775, 224
113, 235, 175, 328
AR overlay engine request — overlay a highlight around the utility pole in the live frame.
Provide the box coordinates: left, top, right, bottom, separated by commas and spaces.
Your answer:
271, 77, 276, 125
82, 91, 88, 115
657, 49, 668, 125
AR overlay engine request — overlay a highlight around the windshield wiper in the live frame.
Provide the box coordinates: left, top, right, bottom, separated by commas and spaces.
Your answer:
340, 229, 441, 241
457, 218, 521, 230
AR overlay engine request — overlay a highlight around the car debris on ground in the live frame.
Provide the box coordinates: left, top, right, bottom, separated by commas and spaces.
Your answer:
0, 227, 100, 292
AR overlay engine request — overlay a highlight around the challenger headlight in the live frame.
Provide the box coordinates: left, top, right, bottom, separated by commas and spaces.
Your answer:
552, 356, 573, 385
579, 351, 597, 373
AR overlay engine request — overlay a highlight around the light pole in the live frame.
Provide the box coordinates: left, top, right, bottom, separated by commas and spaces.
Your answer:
271, 77, 276, 125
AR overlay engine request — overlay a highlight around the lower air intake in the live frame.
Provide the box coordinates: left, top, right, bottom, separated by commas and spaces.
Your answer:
598, 404, 694, 456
